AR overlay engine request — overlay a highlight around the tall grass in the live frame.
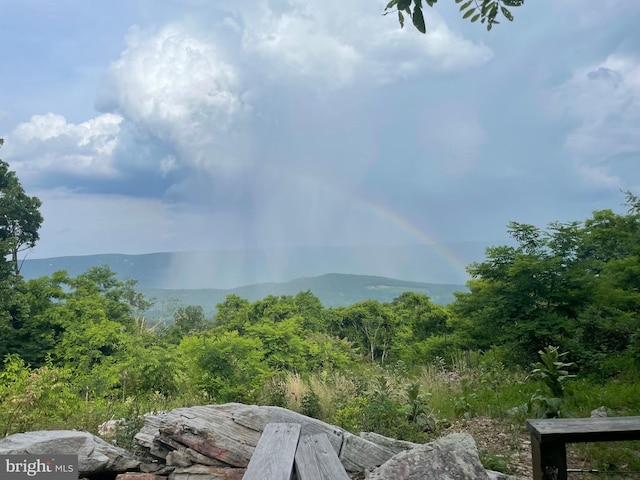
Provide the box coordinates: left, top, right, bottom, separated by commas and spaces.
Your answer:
3, 349, 638, 476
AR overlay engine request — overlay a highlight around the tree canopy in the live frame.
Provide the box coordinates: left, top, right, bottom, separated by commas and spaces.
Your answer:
0, 139, 43, 276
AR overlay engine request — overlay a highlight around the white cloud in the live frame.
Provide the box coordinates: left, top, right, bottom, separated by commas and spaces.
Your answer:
237, 0, 493, 87
98, 23, 249, 173
551, 54, 640, 189
6, 112, 122, 181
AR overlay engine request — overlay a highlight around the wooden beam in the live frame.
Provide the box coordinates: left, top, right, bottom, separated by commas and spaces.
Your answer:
526, 416, 640, 480
526, 416, 640, 444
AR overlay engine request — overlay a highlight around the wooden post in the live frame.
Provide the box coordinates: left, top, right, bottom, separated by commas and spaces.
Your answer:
530, 436, 566, 480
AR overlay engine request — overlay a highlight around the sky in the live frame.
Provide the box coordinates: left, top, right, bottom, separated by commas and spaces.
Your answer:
1, 0, 640, 275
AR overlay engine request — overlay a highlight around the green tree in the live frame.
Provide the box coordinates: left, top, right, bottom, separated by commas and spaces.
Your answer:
452, 193, 640, 369
214, 294, 251, 332
0, 144, 44, 362
0, 142, 44, 276
294, 290, 326, 331
383, 0, 524, 34
247, 315, 308, 371
336, 300, 399, 364
174, 305, 210, 335
178, 330, 268, 403
391, 292, 453, 363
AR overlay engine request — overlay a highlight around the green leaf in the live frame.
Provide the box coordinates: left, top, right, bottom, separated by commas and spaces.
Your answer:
397, 0, 411, 10
455, 0, 464, 3
501, 6, 514, 21
412, 6, 426, 33
385, 0, 398, 9
460, 0, 472, 11
425, 0, 436, 6
471, 13, 481, 22
398, 9, 405, 28
482, 1, 494, 14
462, 7, 476, 19
502, 0, 524, 6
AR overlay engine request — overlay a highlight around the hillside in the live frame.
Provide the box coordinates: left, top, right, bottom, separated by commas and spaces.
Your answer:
20, 244, 488, 288
20, 250, 470, 321
139, 273, 466, 321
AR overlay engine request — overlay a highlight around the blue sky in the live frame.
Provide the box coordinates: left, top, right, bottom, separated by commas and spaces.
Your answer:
1, 0, 639, 263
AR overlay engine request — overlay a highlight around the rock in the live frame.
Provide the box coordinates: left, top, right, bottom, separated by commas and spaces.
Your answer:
339, 431, 396, 472
139, 462, 163, 472
486, 471, 526, 480
359, 431, 418, 454
365, 433, 489, 480
137, 403, 397, 473
590, 406, 608, 418
505, 404, 528, 417
0, 430, 139, 476
116, 474, 166, 480
169, 464, 246, 480
98, 418, 125, 440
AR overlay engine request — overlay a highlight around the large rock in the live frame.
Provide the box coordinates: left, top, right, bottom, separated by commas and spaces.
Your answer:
366, 433, 490, 480
136, 403, 396, 473
359, 431, 418, 454
0, 430, 140, 476
486, 472, 526, 480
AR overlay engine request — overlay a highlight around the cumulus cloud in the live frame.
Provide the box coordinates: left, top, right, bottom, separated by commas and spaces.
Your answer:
5, 112, 122, 182
236, 0, 493, 87
97, 23, 250, 174
550, 54, 640, 189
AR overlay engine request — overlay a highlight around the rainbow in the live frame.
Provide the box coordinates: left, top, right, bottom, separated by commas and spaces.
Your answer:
362, 199, 469, 277
267, 166, 470, 280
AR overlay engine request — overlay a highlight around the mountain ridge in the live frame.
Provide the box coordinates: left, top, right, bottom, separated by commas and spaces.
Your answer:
138, 272, 466, 320
20, 244, 489, 288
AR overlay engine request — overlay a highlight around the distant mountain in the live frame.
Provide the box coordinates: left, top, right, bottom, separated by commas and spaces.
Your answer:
20, 249, 474, 321
138, 273, 467, 321
20, 243, 491, 289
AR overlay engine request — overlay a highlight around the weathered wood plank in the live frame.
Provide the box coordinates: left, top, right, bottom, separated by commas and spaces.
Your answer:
526, 416, 640, 443
242, 423, 301, 480
295, 434, 350, 480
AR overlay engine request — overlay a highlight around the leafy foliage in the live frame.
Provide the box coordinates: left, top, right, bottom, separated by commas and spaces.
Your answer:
383, 0, 524, 33
528, 346, 576, 418
0, 146, 43, 276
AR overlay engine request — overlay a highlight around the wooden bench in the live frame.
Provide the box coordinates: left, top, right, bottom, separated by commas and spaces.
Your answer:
242, 422, 350, 480
526, 416, 640, 480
